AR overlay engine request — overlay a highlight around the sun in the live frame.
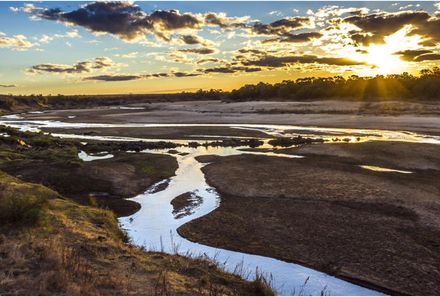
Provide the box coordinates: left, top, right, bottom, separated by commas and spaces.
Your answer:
363, 44, 406, 74
351, 26, 423, 75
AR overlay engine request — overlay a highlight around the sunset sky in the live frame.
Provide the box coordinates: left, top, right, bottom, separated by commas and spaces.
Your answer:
2, 1, 440, 95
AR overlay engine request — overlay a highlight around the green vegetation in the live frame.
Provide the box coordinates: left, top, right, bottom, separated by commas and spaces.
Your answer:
0, 172, 57, 227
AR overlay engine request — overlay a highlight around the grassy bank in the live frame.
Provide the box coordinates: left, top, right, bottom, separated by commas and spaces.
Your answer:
0, 171, 273, 295
0, 127, 274, 295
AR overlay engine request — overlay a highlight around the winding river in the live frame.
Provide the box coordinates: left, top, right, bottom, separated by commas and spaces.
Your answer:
3, 116, 440, 295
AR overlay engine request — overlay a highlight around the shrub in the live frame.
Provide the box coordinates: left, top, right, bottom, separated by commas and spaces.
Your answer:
0, 192, 47, 224
0, 173, 57, 226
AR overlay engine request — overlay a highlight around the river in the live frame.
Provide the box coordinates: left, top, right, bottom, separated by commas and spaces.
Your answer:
3, 116, 440, 295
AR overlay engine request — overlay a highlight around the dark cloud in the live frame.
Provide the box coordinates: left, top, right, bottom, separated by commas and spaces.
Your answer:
178, 47, 216, 55
343, 11, 431, 45
241, 54, 367, 67
395, 49, 432, 61
196, 58, 222, 64
237, 49, 267, 55
83, 74, 142, 81
84, 71, 199, 81
410, 18, 440, 44
202, 66, 262, 73
173, 72, 201, 77
414, 53, 440, 61
204, 13, 246, 28
344, 11, 429, 35
349, 32, 385, 46
395, 50, 440, 62
28, 57, 117, 74
36, 2, 148, 41
29, 2, 251, 44
250, 17, 311, 36
180, 35, 203, 45
263, 32, 322, 43
34, 2, 202, 42
0, 84, 16, 88
148, 10, 201, 41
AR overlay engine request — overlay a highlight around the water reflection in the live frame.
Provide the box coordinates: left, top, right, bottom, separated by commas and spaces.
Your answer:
360, 165, 413, 174
78, 151, 114, 161
118, 146, 382, 296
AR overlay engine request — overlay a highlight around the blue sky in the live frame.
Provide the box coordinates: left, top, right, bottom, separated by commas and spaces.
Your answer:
1, 1, 440, 94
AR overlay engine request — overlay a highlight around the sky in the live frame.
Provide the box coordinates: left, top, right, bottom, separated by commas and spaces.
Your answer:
1, 1, 440, 95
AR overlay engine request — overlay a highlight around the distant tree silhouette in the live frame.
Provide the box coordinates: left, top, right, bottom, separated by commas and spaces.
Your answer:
228, 67, 440, 101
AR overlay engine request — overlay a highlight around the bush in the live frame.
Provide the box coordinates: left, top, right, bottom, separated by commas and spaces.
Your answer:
0, 192, 47, 224
0, 173, 57, 226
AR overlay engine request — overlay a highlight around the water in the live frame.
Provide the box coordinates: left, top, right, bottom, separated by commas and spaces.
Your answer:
6, 115, 439, 295
360, 165, 413, 174
78, 151, 114, 161
115, 146, 382, 295
2, 118, 440, 145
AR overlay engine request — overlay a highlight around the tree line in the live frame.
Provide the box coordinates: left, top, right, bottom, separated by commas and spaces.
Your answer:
227, 67, 440, 101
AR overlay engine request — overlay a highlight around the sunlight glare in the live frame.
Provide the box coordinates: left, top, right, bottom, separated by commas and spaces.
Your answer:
356, 26, 423, 75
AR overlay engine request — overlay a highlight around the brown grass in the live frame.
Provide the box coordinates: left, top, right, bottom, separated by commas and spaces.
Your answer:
0, 171, 272, 295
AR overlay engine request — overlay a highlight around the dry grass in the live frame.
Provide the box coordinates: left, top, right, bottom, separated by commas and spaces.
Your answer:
0, 170, 272, 295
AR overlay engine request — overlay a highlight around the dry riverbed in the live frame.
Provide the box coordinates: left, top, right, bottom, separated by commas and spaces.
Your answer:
179, 141, 440, 295
4, 100, 440, 295
19, 100, 440, 135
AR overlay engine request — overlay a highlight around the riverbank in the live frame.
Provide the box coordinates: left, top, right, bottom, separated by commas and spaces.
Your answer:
179, 141, 440, 295
0, 171, 271, 295
0, 126, 178, 217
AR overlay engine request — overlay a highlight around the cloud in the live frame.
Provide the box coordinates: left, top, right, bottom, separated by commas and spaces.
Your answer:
179, 34, 213, 46
0, 32, 33, 49
343, 11, 430, 45
201, 66, 262, 73
204, 12, 249, 28
395, 49, 440, 61
173, 71, 201, 77
196, 58, 223, 64
32, 2, 203, 42
0, 84, 16, 88
27, 57, 119, 74
241, 54, 367, 67
83, 74, 143, 81
262, 32, 322, 43
83, 65, 259, 82
9, 3, 40, 14
25, 2, 249, 45
249, 17, 312, 36
309, 5, 370, 19
178, 47, 217, 55
84, 70, 200, 81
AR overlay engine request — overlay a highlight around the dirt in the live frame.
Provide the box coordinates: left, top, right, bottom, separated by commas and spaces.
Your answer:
0, 153, 178, 217
45, 126, 269, 140
19, 100, 440, 135
178, 145, 440, 295
171, 192, 203, 219
287, 141, 440, 171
